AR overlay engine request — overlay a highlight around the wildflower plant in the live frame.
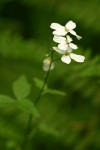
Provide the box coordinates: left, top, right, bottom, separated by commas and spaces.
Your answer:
0, 20, 85, 149
50, 20, 85, 64
21, 20, 85, 149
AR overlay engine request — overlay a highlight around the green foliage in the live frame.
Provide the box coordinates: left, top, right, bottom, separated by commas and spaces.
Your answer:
12, 75, 39, 117
34, 77, 66, 96
39, 123, 59, 137
13, 75, 31, 100
17, 99, 39, 118
0, 95, 15, 107
42, 89, 66, 96
0, 0, 99, 150
33, 78, 48, 90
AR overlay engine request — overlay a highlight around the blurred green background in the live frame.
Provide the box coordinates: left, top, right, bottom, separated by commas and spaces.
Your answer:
0, 0, 100, 150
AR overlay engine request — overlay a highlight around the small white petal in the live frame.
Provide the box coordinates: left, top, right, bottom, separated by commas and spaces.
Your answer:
69, 43, 78, 49
65, 21, 76, 30
50, 23, 65, 30
70, 53, 85, 62
43, 62, 54, 71
76, 35, 82, 40
53, 30, 67, 36
53, 47, 66, 54
66, 35, 73, 43
43, 65, 49, 71
61, 55, 71, 64
58, 43, 68, 50
69, 30, 77, 36
66, 47, 73, 53
43, 58, 54, 71
53, 35, 66, 43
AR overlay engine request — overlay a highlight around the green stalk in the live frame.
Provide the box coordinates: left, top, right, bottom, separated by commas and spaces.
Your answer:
21, 51, 54, 150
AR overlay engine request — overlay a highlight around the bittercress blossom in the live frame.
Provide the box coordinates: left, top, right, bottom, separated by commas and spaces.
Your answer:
50, 20, 85, 64
50, 20, 82, 40
43, 20, 85, 70
53, 35, 78, 50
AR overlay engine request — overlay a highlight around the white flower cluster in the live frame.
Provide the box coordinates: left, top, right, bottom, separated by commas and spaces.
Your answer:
50, 21, 85, 64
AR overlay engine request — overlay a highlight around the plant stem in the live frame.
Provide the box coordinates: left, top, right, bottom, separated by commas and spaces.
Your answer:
34, 51, 54, 104
21, 114, 33, 149
21, 51, 54, 150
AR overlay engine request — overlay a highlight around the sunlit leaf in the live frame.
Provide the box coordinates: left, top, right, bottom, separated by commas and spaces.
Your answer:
0, 95, 15, 107
43, 89, 66, 96
33, 78, 47, 90
17, 99, 39, 117
13, 75, 31, 100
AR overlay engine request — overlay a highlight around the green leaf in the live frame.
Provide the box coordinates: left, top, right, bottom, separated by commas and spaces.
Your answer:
39, 124, 59, 137
43, 89, 66, 96
0, 95, 15, 107
13, 75, 31, 100
33, 78, 47, 90
17, 99, 39, 117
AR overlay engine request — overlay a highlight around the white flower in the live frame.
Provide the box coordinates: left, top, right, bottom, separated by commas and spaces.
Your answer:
53, 35, 78, 50
43, 57, 54, 71
53, 47, 85, 64
50, 20, 82, 40
50, 20, 85, 64
61, 53, 85, 64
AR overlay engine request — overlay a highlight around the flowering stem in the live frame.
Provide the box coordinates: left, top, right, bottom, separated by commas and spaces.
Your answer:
21, 50, 54, 150
35, 50, 54, 104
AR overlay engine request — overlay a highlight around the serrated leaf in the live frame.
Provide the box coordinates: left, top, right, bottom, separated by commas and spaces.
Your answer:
17, 99, 39, 117
43, 89, 66, 96
13, 75, 31, 100
33, 78, 47, 90
0, 95, 15, 107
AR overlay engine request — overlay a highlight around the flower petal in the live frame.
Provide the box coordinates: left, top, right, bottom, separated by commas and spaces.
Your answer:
76, 35, 82, 40
65, 21, 76, 30
53, 30, 67, 36
70, 53, 85, 62
61, 55, 71, 64
43, 65, 49, 71
66, 35, 73, 43
53, 35, 66, 43
66, 47, 73, 53
69, 43, 78, 49
43, 62, 54, 71
53, 47, 66, 54
43, 58, 53, 71
69, 30, 77, 36
58, 43, 68, 50
50, 23, 65, 30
